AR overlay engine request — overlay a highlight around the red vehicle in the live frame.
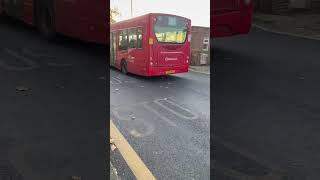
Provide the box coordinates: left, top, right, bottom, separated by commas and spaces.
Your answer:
212, 0, 253, 37
0, 0, 107, 44
110, 13, 191, 76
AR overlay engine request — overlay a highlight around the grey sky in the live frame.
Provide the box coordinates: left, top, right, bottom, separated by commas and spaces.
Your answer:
111, 0, 210, 27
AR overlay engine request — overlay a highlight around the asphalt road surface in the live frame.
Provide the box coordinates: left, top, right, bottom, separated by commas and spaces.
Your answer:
213, 27, 320, 180
110, 69, 210, 179
0, 17, 107, 179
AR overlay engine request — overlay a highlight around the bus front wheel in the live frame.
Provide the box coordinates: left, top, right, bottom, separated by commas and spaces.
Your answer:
121, 60, 128, 74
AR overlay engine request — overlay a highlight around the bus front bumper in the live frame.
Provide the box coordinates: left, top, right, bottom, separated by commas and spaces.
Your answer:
147, 65, 189, 76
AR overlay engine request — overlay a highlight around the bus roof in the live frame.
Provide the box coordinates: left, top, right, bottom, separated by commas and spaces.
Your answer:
111, 13, 191, 28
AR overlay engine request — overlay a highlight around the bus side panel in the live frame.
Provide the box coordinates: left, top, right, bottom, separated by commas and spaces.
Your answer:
23, 0, 34, 25
1, 0, 24, 19
55, 0, 107, 44
128, 17, 150, 76
54, 0, 79, 40
78, 1, 107, 44
211, 1, 253, 38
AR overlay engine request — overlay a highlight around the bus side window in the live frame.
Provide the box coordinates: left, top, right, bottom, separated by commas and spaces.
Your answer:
137, 28, 143, 49
119, 30, 128, 51
128, 28, 137, 49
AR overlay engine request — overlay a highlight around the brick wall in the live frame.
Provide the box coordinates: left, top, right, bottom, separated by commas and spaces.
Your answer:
190, 26, 210, 66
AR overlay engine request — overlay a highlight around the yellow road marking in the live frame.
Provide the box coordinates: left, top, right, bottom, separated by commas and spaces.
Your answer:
110, 120, 156, 180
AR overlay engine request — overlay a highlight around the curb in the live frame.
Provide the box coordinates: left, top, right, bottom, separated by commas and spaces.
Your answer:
189, 68, 210, 75
110, 120, 156, 180
253, 24, 320, 41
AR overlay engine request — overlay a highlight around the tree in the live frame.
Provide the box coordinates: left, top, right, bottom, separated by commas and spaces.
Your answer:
110, 7, 121, 24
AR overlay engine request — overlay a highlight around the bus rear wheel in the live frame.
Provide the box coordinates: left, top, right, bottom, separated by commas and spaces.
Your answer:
39, 7, 56, 41
121, 60, 128, 74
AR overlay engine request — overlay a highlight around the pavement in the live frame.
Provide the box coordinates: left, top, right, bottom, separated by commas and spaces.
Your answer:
253, 11, 320, 40
213, 25, 320, 180
110, 69, 210, 179
110, 163, 119, 180
189, 65, 210, 75
0, 17, 107, 179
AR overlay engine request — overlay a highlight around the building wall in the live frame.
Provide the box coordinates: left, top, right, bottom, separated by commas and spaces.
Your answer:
289, 0, 310, 8
190, 26, 210, 66
255, 0, 320, 13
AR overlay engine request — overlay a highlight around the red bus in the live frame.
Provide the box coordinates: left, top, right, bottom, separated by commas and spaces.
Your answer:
110, 13, 191, 76
212, 0, 253, 37
0, 0, 107, 44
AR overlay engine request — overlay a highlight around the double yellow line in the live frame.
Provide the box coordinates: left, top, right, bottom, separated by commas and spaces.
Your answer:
110, 120, 156, 180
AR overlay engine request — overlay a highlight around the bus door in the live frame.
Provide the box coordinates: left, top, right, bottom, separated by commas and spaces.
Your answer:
127, 27, 145, 71
153, 15, 188, 67
110, 32, 117, 66
117, 29, 129, 67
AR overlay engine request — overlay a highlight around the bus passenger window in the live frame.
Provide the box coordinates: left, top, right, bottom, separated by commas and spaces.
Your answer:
137, 28, 143, 49
119, 30, 128, 51
128, 28, 137, 49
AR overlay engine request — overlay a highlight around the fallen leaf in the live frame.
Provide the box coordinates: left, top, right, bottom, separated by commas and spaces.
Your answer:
111, 144, 117, 151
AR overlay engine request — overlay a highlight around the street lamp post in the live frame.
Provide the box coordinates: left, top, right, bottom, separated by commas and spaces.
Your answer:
130, 0, 132, 17
131, 0, 133, 17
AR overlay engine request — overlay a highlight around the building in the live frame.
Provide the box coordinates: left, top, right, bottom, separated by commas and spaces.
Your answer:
255, 0, 320, 14
190, 26, 210, 66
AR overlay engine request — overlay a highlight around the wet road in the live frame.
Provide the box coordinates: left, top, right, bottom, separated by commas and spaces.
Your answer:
0, 17, 107, 179
213, 27, 320, 180
110, 69, 210, 179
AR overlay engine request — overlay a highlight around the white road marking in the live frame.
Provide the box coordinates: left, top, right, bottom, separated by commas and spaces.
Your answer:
0, 48, 39, 71
23, 48, 73, 67
110, 77, 122, 85
22, 48, 55, 58
143, 103, 177, 127
154, 98, 199, 120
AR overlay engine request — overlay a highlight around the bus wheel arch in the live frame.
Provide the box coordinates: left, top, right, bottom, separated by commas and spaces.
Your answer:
120, 59, 128, 74
37, 0, 56, 41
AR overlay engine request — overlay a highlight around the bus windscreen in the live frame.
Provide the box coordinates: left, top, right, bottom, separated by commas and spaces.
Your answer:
154, 16, 188, 44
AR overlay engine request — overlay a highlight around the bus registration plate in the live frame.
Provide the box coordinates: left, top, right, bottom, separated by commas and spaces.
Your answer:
165, 70, 175, 74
